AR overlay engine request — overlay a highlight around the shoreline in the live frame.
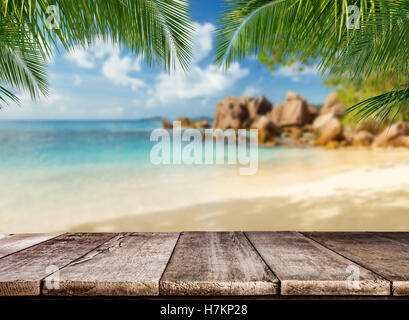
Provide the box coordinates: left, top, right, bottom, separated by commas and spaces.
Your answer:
69, 149, 409, 233
1, 148, 409, 233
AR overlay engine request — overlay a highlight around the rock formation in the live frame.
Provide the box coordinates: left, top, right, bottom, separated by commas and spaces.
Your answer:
195, 120, 210, 129
181, 90, 409, 150
389, 136, 409, 148
320, 92, 347, 117
313, 113, 343, 145
251, 116, 281, 143
162, 118, 210, 130
373, 122, 409, 148
176, 117, 195, 128
247, 96, 273, 120
271, 91, 311, 127
320, 92, 339, 114
352, 130, 375, 147
286, 90, 307, 104
213, 96, 273, 130
162, 120, 173, 129
307, 105, 319, 123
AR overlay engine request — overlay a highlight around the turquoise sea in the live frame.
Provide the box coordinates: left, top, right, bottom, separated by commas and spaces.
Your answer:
0, 120, 280, 232
0, 120, 279, 167
0, 120, 163, 168
2, 120, 408, 233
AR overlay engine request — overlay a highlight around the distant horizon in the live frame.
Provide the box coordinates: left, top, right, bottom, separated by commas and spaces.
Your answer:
0, 99, 324, 121
0, 116, 213, 122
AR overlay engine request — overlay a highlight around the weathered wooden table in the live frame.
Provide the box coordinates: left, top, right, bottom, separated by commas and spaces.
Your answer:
0, 232, 408, 297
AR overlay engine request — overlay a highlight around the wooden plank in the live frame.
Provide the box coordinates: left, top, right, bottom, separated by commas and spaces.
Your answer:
372, 232, 409, 246
0, 233, 115, 296
245, 231, 389, 295
303, 232, 409, 296
160, 232, 279, 296
42, 232, 179, 296
0, 233, 63, 259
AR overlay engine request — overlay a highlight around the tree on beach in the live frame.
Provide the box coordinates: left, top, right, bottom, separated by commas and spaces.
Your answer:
215, 0, 409, 123
0, 0, 193, 107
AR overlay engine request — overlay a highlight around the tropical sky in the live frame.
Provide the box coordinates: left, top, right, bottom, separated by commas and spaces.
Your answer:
2, 0, 331, 120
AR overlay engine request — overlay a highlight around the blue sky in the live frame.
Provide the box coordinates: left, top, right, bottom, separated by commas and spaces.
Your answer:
2, 0, 331, 120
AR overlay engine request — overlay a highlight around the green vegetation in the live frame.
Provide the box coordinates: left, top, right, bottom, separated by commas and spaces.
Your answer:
215, 0, 409, 123
258, 47, 403, 122
258, 46, 408, 130
0, 0, 193, 107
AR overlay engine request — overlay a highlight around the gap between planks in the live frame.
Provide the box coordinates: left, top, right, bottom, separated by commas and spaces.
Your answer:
1, 232, 408, 297
302, 232, 409, 296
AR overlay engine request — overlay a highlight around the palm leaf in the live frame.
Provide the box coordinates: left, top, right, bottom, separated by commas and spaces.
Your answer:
0, 0, 193, 106
347, 85, 409, 123
0, 85, 19, 107
215, 0, 409, 121
0, 16, 48, 107
2, 0, 194, 71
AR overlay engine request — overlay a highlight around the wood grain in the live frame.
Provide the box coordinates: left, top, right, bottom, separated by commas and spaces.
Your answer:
0, 233, 115, 296
303, 232, 409, 296
160, 232, 279, 296
42, 232, 179, 296
373, 232, 409, 246
246, 231, 389, 295
0, 233, 62, 259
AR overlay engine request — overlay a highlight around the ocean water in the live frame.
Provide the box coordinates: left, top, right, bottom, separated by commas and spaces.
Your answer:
1, 120, 409, 232
0, 120, 275, 167
0, 120, 277, 231
0, 120, 162, 168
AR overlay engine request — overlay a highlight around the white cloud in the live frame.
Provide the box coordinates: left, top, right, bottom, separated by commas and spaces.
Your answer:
148, 63, 248, 106
65, 48, 94, 68
64, 39, 145, 90
18, 88, 68, 106
146, 22, 248, 107
58, 21, 248, 113
193, 22, 215, 62
1, 88, 70, 118
274, 62, 319, 82
92, 39, 117, 59
242, 86, 260, 97
102, 54, 145, 91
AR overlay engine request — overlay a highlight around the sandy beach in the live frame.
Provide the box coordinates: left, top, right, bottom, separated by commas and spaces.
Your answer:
2, 122, 409, 234
67, 148, 409, 233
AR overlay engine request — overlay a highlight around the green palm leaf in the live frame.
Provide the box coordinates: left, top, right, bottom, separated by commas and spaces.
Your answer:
0, 0, 193, 107
0, 16, 48, 107
2, 0, 194, 71
347, 85, 409, 123
215, 0, 409, 121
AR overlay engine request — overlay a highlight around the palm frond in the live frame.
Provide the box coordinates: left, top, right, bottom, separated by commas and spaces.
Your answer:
0, 85, 19, 107
347, 85, 409, 123
0, 16, 48, 107
2, 0, 194, 71
0, 0, 193, 107
215, 0, 409, 121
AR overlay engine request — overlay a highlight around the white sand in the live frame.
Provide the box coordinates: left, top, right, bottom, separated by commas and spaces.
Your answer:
1, 148, 409, 232
70, 149, 409, 232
